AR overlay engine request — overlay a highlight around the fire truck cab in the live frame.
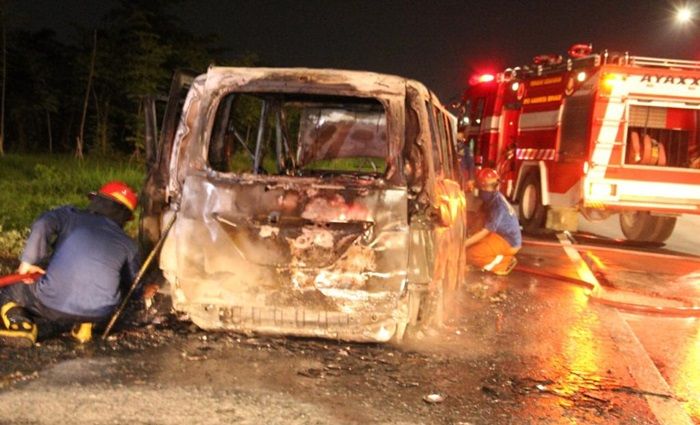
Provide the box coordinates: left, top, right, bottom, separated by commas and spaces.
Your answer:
459, 44, 700, 243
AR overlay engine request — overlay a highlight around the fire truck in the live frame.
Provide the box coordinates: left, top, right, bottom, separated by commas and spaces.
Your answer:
459, 44, 700, 243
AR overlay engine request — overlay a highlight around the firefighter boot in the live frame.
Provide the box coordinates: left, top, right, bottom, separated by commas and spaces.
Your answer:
493, 257, 518, 276
0, 302, 38, 347
70, 322, 93, 344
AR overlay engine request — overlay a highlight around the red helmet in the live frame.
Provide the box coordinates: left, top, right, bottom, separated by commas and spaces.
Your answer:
476, 168, 500, 190
94, 181, 138, 212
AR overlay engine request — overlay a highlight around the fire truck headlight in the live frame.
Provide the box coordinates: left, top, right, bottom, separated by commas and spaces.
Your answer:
576, 71, 586, 82
511, 82, 520, 91
602, 73, 624, 90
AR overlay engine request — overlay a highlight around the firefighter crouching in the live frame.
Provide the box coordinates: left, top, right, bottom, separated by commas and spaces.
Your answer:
465, 168, 521, 276
0, 181, 142, 346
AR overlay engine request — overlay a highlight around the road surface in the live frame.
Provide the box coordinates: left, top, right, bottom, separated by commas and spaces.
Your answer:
578, 213, 699, 256
0, 223, 698, 424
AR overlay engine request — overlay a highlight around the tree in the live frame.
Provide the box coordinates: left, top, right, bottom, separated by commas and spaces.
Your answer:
76, 30, 96, 160
0, 5, 6, 156
3, 29, 72, 153
92, 1, 184, 156
0, 1, 247, 155
0, 14, 7, 156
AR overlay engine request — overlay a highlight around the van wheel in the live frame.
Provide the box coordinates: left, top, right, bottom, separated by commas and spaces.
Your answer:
518, 172, 548, 232
619, 211, 676, 243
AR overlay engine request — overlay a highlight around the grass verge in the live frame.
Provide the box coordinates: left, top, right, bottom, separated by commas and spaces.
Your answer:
0, 154, 145, 274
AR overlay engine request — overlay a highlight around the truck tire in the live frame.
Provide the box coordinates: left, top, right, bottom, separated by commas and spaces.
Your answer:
619, 211, 677, 243
518, 172, 548, 233
650, 216, 676, 242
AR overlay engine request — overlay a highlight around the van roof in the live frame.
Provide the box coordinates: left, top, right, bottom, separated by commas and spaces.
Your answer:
204, 66, 436, 100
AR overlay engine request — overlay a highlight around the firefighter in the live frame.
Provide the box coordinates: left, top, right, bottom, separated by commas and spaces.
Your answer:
464, 168, 521, 276
0, 181, 141, 346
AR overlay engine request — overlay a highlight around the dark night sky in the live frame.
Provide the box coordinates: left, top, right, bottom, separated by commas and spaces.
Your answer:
7, 0, 698, 102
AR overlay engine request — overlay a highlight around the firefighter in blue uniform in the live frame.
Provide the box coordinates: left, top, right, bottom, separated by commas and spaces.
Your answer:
0, 181, 140, 346
465, 168, 522, 275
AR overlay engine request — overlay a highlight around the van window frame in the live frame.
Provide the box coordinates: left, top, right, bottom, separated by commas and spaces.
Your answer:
205, 91, 391, 178
425, 100, 444, 175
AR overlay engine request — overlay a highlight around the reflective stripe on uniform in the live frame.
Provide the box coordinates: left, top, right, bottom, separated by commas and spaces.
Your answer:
483, 255, 504, 271
0, 302, 18, 329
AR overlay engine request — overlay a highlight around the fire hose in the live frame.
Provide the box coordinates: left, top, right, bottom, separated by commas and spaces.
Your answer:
523, 237, 700, 264
0, 272, 43, 288
515, 237, 700, 318
101, 212, 178, 339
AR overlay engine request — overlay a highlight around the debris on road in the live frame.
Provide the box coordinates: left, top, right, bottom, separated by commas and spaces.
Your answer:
423, 393, 445, 404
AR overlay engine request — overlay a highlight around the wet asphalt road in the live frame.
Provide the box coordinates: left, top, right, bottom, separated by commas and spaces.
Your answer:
0, 218, 698, 424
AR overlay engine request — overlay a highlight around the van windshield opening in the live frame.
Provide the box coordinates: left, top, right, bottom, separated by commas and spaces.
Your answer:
208, 93, 388, 176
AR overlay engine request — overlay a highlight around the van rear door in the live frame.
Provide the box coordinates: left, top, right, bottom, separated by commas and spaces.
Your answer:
169, 91, 410, 342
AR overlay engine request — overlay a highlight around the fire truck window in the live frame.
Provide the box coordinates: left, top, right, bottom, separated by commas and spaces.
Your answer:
560, 93, 594, 159
459, 100, 471, 128
472, 97, 485, 126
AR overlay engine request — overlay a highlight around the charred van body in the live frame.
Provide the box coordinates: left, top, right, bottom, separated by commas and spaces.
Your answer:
140, 68, 467, 342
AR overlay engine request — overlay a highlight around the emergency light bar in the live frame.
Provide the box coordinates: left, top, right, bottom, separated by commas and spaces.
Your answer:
470, 74, 496, 85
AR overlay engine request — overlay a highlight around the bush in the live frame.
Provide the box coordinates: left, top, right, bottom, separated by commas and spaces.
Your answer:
0, 225, 28, 275
0, 154, 145, 270
0, 154, 144, 230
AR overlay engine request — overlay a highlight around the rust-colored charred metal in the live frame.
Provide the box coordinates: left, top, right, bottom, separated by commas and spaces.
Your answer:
143, 67, 468, 342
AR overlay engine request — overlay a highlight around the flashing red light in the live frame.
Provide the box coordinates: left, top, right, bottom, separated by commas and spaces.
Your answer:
469, 73, 496, 86
478, 74, 495, 83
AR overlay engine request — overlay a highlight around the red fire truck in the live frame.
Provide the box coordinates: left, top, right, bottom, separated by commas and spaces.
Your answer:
459, 44, 700, 242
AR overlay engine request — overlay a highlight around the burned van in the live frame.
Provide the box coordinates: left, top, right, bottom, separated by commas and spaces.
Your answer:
140, 67, 467, 342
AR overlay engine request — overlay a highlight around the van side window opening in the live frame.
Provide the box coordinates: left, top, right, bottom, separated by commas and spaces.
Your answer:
208, 93, 388, 175
403, 99, 425, 190
441, 111, 458, 178
429, 104, 455, 177
435, 108, 455, 176
434, 107, 448, 143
